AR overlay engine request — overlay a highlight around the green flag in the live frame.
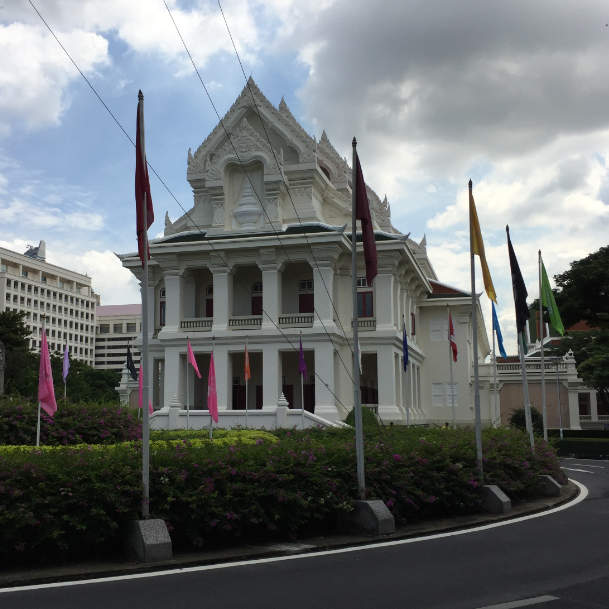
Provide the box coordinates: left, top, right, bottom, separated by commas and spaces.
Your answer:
541, 260, 565, 336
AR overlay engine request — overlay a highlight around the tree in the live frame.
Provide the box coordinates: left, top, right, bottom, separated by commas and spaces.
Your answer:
0, 311, 120, 402
509, 406, 543, 436
554, 245, 609, 330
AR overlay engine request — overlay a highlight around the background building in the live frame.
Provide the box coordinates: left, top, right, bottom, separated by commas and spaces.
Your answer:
95, 304, 142, 372
0, 241, 97, 366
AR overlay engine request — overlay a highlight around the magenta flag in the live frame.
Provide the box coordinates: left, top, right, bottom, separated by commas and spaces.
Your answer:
38, 331, 57, 417
62, 345, 70, 383
138, 365, 143, 408
298, 335, 307, 377
207, 352, 218, 423
187, 340, 202, 379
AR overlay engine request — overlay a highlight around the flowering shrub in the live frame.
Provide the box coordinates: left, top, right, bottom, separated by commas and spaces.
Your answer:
0, 398, 141, 445
0, 425, 564, 566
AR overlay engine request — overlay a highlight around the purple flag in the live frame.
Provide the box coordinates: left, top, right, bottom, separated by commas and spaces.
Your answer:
62, 345, 70, 383
298, 335, 307, 377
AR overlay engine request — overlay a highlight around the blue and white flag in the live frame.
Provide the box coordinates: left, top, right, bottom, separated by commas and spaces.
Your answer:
492, 302, 507, 359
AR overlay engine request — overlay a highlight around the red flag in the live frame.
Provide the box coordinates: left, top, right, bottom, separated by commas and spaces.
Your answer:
135, 90, 154, 268
187, 339, 202, 379
38, 330, 57, 417
355, 152, 377, 287
208, 352, 218, 423
244, 344, 251, 381
449, 312, 458, 363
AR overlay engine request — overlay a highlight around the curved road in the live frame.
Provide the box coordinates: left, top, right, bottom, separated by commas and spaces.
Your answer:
3, 459, 609, 609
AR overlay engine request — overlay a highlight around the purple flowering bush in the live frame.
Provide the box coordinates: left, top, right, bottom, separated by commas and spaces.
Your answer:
0, 398, 141, 445
0, 425, 564, 565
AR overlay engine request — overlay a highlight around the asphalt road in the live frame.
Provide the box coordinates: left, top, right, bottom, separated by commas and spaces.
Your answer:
3, 458, 609, 609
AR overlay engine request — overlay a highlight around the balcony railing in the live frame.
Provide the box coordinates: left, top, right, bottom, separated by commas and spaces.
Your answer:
229, 316, 262, 329
278, 313, 314, 328
180, 317, 212, 331
353, 318, 376, 331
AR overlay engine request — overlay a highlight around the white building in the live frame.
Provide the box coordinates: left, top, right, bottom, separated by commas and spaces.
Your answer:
0, 241, 97, 366
119, 80, 489, 425
95, 304, 142, 372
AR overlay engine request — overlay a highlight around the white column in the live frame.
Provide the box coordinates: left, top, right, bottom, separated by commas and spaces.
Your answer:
212, 268, 231, 332
163, 347, 180, 409
568, 388, 581, 430
313, 264, 334, 328
377, 346, 401, 421
261, 265, 280, 329
262, 345, 280, 410
314, 341, 339, 420
374, 273, 394, 329
162, 272, 183, 333
590, 391, 598, 422
214, 345, 229, 411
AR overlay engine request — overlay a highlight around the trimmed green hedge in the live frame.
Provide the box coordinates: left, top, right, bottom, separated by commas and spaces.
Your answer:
0, 426, 564, 566
553, 437, 609, 458
0, 398, 141, 445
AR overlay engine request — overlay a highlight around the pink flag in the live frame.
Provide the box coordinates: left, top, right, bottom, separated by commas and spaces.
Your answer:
187, 340, 201, 379
38, 331, 57, 417
355, 152, 377, 287
207, 352, 218, 423
449, 312, 458, 363
138, 366, 154, 414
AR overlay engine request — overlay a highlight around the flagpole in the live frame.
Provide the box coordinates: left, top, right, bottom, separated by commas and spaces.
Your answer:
492, 303, 498, 427
186, 338, 190, 431
469, 180, 484, 478
518, 332, 535, 450
556, 358, 563, 440
245, 338, 249, 429
300, 331, 305, 430
36, 314, 46, 447
448, 306, 456, 429
209, 337, 214, 440
352, 137, 366, 500
538, 251, 548, 441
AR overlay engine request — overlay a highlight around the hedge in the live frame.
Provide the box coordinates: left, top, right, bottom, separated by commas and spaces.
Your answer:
553, 437, 609, 459
0, 426, 564, 566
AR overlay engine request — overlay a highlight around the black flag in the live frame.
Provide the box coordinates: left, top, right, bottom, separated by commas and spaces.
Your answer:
126, 345, 138, 381
506, 225, 530, 336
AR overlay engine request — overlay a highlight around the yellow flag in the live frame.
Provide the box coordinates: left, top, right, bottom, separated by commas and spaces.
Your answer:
469, 181, 497, 303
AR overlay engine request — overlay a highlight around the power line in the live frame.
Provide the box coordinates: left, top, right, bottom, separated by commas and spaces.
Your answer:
163, 1, 356, 386
27, 0, 353, 403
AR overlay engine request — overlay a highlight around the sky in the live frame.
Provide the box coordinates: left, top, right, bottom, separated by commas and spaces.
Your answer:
1, 0, 608, 354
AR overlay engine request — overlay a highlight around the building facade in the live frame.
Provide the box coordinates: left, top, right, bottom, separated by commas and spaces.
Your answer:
95, 304, 142, 372
120, 80, 489, 425
0, 241, 97, 366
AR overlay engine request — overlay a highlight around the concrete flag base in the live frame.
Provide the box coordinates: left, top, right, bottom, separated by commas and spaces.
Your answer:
536, 474, 562, 497
339, 500, 396, 535
480, 484, 512, 514
126, 519, 173, 562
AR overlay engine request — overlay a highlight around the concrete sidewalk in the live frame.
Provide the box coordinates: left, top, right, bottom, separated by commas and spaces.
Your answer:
0, 482, 579, 589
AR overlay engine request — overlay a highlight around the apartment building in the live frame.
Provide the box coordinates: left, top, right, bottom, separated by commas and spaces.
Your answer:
95, 304, 142, 372
0, 241, 97, 366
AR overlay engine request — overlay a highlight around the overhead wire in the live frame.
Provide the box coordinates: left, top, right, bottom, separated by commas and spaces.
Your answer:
28, 0, 355, 403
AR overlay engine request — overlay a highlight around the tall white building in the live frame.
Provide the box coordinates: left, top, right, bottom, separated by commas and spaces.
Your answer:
95, 304, 142, 372
0, 241, 97, 366
119, 80, 490, 424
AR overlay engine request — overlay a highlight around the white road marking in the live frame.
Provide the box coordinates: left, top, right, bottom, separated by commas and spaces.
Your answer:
562, 467, 594, 474
0, 480, 588, 595
570, 464, 605, 469
476, 594, 558, 608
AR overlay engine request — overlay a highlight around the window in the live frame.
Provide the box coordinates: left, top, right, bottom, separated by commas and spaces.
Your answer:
430, 317, 448, 341
21, 270, 28, 278
41, 275, 46, 283
298, 279, 313, 292
432, 383, 457, 407
411, 312, 416, 336
99, 324, 110, 334
126, 323, 137, 333
159, 301, 166, 327
357, 291, 374, 317
113, 324, 122, 333
356, 276, 368, 288
0, 263, 6, 273
252, 281, 262, 294
578, 393, 591, 417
